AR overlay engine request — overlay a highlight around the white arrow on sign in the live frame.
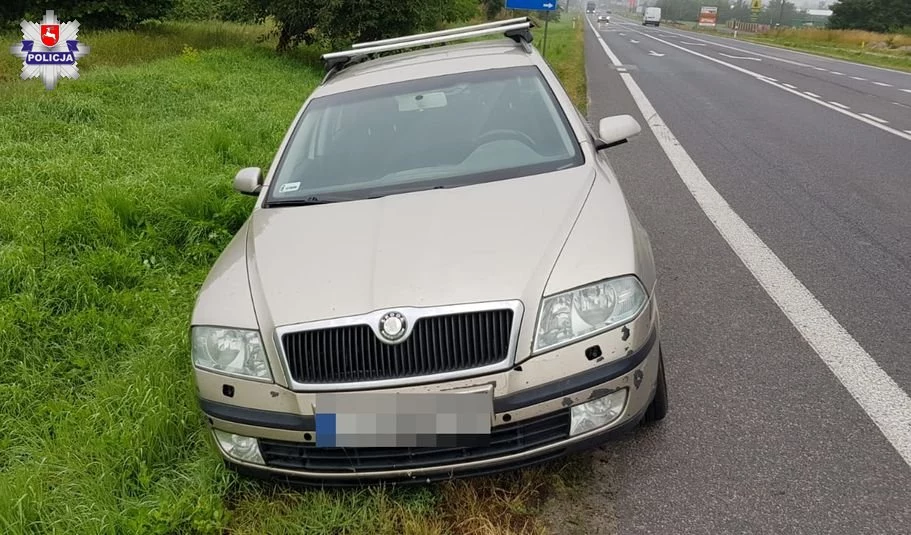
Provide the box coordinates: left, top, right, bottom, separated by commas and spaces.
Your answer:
648, 50, 665, 57
719, 52, 761, 61
542, 2, 554, 7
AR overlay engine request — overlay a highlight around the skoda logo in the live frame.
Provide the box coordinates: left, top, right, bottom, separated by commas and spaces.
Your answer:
378, 311, 407, 341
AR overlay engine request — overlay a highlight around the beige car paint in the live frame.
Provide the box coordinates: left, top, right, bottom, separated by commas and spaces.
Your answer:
191, 35, 664, 478
206, 342, 661, 479
195, 298, 657, 419
247, 167, 593, 322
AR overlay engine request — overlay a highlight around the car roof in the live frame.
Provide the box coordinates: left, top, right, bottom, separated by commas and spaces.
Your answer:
310, 39, 544, 98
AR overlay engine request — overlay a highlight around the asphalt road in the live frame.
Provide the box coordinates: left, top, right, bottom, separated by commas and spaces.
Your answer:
575, 15, 911, 535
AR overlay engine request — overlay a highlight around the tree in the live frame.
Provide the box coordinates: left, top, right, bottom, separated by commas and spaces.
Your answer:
19, 0, 175, 28
0, 0, 29, 28
482, 0, 504, 20
169, 0, 259, 22
828, 0, 911, 32
250, 0, 478, 51
765, 0, 799, 26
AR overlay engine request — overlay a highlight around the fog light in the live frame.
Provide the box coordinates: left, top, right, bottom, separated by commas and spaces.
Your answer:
213, 429, 264, 465
570, 389, 628, 436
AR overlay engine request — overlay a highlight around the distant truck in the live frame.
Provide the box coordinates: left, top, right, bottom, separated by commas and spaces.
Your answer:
643, 6, 662, 26
586, 1, 596, 13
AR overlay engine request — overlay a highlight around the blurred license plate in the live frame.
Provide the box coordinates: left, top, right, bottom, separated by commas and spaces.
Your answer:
314, 391, 492, 448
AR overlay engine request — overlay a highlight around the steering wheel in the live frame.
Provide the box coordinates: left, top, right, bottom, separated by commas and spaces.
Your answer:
475, 129, 538, 150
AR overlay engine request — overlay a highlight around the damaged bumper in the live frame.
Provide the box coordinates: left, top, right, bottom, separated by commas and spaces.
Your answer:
196, 303, 661, 486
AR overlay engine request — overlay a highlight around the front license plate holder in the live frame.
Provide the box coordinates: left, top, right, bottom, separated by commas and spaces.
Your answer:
314, 390, 493, 448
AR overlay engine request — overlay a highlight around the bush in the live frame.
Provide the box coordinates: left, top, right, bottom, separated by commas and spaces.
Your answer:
169, 0, 259, 22
829, 0, 911, 33
19, 0, 175, 29
251, 0, 475, 51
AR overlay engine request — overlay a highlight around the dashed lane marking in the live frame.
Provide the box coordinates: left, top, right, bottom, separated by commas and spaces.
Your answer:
860, 113, 889, 124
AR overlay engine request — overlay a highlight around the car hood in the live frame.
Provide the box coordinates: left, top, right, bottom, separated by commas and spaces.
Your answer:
246, 168, 596, 328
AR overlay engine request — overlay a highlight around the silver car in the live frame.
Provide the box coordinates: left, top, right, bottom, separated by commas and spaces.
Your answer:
190, 17, 668, 485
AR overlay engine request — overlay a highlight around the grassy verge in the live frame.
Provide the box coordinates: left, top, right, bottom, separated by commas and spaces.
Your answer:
744, 28, 911, 72
667, 23, 911, 72
536, 17, 588, 113
0, 19, 592, 535
0, 20, 284, 84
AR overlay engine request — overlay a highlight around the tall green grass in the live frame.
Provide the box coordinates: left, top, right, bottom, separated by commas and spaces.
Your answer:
746, 28, 911, 72
0, 20, 592, 535
0, 20, 278, 84
0, 40, 333, 534
536, 18, 587, 114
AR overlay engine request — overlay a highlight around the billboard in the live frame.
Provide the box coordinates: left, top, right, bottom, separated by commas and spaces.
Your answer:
698, 6, 718, 27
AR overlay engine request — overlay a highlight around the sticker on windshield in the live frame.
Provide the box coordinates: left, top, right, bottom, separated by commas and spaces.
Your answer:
279, 182, 300, 193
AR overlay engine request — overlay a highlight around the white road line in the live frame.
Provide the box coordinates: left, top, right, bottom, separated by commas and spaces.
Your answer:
873, 81, 893, 87
630, 39, 640, 43
680, 41, 706, 46
905, 130, 911, 135
828, 101, 849, 109
587, 17, 911, 469
830, 71, 844, 75
901, 89, 911, 94
719, 52, 762, 61
625, 19, 911, 76
804, 91, 822, 98
782, 83, 797, 89
617, 26, 911, 142
622, 24, 816, 68
860, 113, 889, 124
851, 76, 867, 81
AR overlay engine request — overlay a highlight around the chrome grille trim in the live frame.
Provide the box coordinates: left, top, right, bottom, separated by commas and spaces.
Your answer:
273, 300, 524, 391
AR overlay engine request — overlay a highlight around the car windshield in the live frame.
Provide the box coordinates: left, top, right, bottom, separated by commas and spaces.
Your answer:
265, 65, 583, 205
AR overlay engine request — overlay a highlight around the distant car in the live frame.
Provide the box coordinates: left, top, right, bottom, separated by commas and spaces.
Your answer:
191, 16, 668, 485
597, 13, 610, 22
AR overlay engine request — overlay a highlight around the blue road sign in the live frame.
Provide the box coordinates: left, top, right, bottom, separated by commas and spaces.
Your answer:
505, 0, 558, 11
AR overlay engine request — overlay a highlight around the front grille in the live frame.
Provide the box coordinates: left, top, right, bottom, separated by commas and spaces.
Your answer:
282, 309, 514, 384
258, 409, 570, 473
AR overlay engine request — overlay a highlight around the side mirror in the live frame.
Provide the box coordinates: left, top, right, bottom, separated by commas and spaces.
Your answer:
596, 115, 641, 150
233, 167, 263, 196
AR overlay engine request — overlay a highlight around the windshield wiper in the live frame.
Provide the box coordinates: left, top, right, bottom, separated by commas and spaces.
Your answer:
265, 193, 392, 208
266, 196, 353, 207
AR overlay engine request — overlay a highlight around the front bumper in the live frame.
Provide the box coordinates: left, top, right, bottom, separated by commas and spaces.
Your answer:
196, 303, 661, 485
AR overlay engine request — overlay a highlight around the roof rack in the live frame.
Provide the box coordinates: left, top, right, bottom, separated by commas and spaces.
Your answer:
350, 17, 534, 49
319, 17, 536, 83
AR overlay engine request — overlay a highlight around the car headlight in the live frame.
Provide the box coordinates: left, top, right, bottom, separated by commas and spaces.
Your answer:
533, 275, 648, 353
191, 326, 273, 381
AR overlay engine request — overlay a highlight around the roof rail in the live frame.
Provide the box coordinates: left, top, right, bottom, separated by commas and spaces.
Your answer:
320, 17, 536, 82
350, 17, 533, 49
